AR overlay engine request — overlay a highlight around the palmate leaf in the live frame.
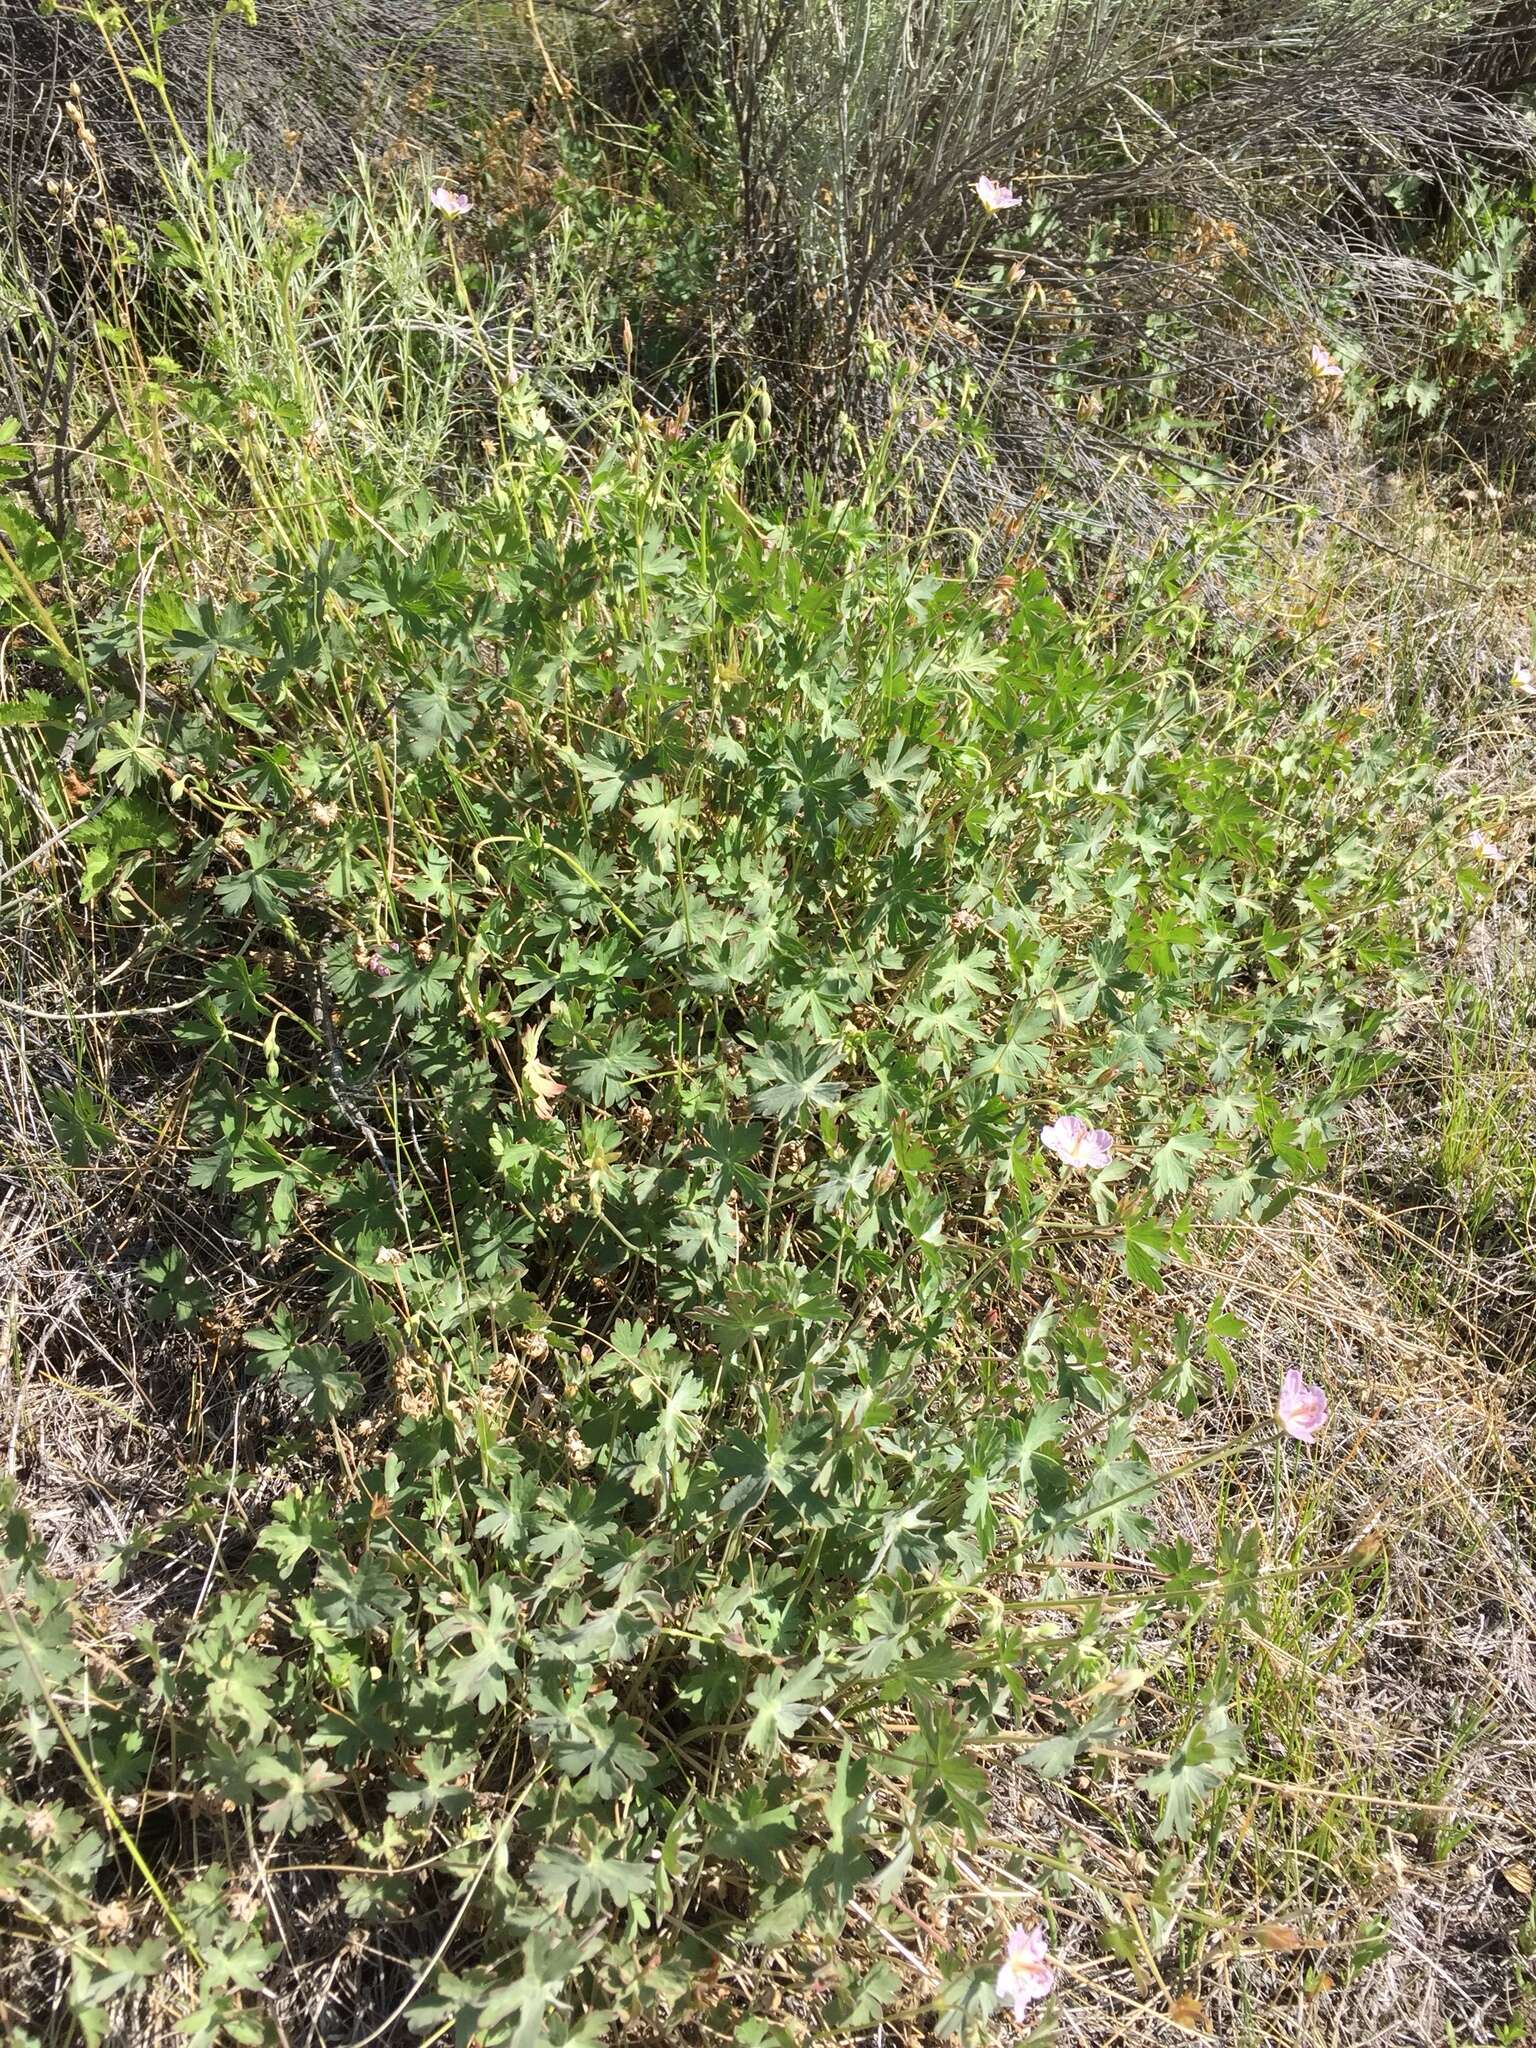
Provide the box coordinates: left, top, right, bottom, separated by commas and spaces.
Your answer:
1137, 1704, 1246, 1840
700, 1784, 802, 1877
569, 1023, 657, 1107
313, 1552, 407, 1632
862, 732, 930, 807
530, 1679, 657, 1800
928, 947, 999, 1004
631, 1370, 709, 1494
74, 793, 180, 902
1024, 1701, 1125, 1780
889, 1703, 988, 1840
745, 1039, 844, 1122
803, 1742, 872, 1916
256, 1490, 338, 1579
1120, 1214, 1170, 1291
966, 1004, 1052, 1095
689, 1117, 765, 1204
1148, 1127, 1211, 1201
166, 595, 260, 683
411, 1937, 605, 2048
665, 1198, 740, 1271
629, 775, 700, 859
745, 1658, 828, 1756
386, 1744, 477, 1822
428, 1581, 524, 1712
248, 1753, 346, 1836
570, 735, 637, 813
401, 680, 476, 759
245, 1320, 361, 1420
529, 1834, 652, 1916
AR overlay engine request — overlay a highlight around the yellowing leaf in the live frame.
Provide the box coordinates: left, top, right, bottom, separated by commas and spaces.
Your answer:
521, 1021, 567, 1120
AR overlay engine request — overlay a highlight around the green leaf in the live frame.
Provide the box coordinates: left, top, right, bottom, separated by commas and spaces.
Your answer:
529, 1834, 652, 1916
1137, 1704, 1246, 1840
745, 1040, 844, 1122
401, 680, 476, 759
1120, 1214, 1170, 1290
428, 1582, 524, 1713
530, 1679, 656, 1800
0, 689, 69, 729
1148, 1129, 1210, 1202
248, 1753, 346, 1836
1024, 1702, 1124, 1780
167, 596, 260, 684
745, 1658, 827, 1756
73, 794, 179, 901
246, 1323, 360, 1421
569, 1023, 657, 1107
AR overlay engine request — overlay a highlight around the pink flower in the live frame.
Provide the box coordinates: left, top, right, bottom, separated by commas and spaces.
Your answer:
430, 186, 472, 217
1277, 1368, 1327, 1444
1040, 1114, 1114, 1171
975, 175, 1022, 214
996, 1924, 1054, 2018
1511, 662, 1536, 700
1466, 827, 1508, 867
1308, 342, 1344, 380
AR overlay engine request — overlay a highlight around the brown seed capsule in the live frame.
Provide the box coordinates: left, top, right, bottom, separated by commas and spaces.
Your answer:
1254, 1923, 1304, 1952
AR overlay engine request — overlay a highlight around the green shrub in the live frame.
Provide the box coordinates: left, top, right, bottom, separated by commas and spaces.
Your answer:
0, 177, 1451, 2044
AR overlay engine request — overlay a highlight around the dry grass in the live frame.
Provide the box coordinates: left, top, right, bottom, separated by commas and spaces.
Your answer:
972, 471, 1536, 2048
958, 1179, 1535, 2047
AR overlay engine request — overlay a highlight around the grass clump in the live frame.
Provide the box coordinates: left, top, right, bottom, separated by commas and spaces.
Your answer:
0, 165, 1462, 2044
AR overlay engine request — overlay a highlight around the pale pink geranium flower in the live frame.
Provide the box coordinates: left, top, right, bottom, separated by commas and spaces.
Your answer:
1308, 342, 1345, 380
1511, 661, 1536, 700
1277, 1368, 1328, 1444
996, 1925, 1055, 2018
1466, 827, 1508, 867
1040, 1114, 1114, 1171
430, 186, 472, 217
975, 175, 1022, 214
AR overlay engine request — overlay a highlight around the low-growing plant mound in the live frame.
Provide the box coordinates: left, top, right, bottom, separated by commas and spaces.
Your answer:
0, 179, 1458, 2043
